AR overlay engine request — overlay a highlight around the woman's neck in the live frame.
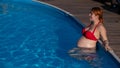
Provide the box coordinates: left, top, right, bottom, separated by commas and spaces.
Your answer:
93, 20, 100, 25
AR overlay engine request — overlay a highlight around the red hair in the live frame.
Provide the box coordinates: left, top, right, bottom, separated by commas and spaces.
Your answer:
91, 7, 103, 23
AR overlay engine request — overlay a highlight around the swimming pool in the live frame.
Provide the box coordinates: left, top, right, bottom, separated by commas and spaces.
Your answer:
0, 0, 120, 68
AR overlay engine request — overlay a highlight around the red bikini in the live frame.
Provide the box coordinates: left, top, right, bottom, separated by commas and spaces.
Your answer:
82, 23, 100, 41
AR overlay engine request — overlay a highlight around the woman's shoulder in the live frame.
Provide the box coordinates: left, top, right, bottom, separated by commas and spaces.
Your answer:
98, 23, 105, 28
98, 23, 107, 32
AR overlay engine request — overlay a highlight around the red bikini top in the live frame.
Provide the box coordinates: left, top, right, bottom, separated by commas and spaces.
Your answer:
82, 23, 99, 41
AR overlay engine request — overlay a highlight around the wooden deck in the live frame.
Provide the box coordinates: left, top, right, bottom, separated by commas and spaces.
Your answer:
38, 0, 120, 58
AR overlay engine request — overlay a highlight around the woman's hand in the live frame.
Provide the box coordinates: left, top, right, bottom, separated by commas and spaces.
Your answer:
102, 40, 113, 51
105, 45, 113, 51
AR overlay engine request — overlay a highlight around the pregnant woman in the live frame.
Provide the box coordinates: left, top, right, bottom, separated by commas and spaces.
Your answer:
69, 7, 112, 60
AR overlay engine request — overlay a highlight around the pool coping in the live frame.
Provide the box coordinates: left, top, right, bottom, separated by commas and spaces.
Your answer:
33, 0, 120, 63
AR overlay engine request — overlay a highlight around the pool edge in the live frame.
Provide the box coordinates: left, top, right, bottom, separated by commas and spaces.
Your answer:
33, 0, 84, 26
33, 0, 120, 64
99, 40, 120, 63
108, 49, 120, 63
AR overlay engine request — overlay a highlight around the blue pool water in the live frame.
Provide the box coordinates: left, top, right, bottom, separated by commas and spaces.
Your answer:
0, 0, 120, 68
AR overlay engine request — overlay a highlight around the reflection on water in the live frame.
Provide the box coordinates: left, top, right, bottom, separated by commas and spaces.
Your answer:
68, 47, 102, 68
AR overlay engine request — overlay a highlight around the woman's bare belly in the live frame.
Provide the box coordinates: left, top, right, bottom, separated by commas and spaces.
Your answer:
77, 36, 97, 48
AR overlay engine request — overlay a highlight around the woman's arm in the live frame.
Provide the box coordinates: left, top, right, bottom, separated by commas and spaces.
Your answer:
99, 25, 112, 51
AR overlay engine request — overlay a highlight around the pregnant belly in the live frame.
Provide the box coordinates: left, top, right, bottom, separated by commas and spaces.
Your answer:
77, 36, 97, 48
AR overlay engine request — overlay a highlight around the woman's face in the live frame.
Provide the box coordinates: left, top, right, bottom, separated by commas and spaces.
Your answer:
89, 12, 97, 22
